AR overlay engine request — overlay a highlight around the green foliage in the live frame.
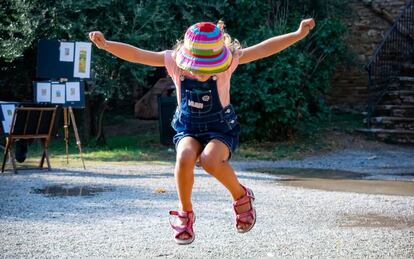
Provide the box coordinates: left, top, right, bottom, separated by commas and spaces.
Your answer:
0, 0, 38, 62
1, 0, 349, 141
228, 1, 348, 140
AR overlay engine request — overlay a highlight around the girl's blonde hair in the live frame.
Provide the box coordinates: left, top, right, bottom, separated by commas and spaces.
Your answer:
173, 20, 241, 56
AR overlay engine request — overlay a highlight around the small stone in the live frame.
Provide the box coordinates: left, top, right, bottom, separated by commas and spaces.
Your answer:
154, 188, 166, 193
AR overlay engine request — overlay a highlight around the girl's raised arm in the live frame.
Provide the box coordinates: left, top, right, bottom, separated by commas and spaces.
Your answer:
239, 18, 315, 65
88, 31, 165, 67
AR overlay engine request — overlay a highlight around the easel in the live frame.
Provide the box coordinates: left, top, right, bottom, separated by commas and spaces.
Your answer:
34, 39, 90, 170
63, 106, 86, 169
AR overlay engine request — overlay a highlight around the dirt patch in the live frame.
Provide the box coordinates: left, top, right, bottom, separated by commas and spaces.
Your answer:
301, 130, 405, 157
323, 130, 400, 150
284, 129, 414, 163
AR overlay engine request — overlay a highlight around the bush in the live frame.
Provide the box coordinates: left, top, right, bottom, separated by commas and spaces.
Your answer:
231, 17, 347, 140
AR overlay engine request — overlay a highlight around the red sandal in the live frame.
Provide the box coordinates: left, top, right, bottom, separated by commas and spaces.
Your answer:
169, 210, 195, 245
233, 185, 256, 233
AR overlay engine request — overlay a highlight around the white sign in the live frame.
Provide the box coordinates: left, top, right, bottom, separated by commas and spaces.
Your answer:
73, 42, 91, 78
59, 42, 74, 62
36, 82, 51, 103
51, 84, 66, 104
1, 104, 16, 134
66, 82, 81, 102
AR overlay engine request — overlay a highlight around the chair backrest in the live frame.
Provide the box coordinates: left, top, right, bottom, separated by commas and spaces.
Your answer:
10, 107, 58, 139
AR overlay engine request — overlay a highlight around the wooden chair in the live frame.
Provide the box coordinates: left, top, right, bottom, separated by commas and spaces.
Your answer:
1, 107, 57, 173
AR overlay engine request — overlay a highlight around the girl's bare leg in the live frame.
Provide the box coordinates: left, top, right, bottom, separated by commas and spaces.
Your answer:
174, 136, 203, 239
198, 139, 251, 229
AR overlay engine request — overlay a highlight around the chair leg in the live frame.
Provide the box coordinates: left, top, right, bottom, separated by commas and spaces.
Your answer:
1, 140, 10, 173
9, 145, 17, 174
39, 139, 51, 171
39, 150, 45, 168
2, 137, 16, 173
45, 149, 51, 171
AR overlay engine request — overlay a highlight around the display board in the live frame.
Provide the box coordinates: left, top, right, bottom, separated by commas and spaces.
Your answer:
36, 39, 92, 79
33, 81, 85, 108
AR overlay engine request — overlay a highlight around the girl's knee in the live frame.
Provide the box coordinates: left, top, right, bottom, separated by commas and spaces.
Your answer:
176, 148, 198, 167
199, 152, 223, 173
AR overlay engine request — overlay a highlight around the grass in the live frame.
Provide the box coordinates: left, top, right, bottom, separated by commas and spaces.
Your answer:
3, 112, 364, 169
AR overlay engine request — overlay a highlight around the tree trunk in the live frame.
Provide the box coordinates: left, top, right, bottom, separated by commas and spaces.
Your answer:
95, 99, 108, 146
82, 94, 92, 141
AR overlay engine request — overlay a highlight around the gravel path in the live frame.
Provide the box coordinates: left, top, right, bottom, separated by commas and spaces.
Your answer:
1, 147, 413, 258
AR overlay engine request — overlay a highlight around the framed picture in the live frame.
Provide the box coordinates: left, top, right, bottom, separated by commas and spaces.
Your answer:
51, 84, 66, 104
66, 81, 81, 102
59, 42, 74, 62
64, 81, 85, 108
34, 82, 52, 103
73, 42, 92, 78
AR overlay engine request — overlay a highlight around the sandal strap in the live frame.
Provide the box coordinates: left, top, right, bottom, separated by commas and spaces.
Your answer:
236, 211, 254, 225
169, 210, 194, 219
233, 186, 255, 208
169, 210, 195, 238
232, 194, 254, 207
233, 185, 256, 228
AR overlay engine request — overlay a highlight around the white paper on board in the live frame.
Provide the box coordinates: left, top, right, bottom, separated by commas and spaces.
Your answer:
51, 84, 66, 104
1, 104, 16, 134
66, 82, 81, 102
73, 42, 92, 78
36, 82, 51, 102
59, 42, 74, 62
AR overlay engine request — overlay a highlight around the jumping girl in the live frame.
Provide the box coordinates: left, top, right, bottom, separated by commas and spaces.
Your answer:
89, 18, 315, 245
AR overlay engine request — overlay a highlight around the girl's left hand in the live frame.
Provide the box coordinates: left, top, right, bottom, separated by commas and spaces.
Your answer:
297, 18, 316, 37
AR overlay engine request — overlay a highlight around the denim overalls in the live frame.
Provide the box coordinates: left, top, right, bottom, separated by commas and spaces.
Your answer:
171, 75, 240, 157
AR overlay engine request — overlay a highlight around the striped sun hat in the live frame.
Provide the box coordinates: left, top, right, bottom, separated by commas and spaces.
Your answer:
176, 22, 233, 74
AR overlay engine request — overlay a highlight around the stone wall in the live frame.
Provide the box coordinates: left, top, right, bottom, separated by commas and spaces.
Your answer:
327, 0, 408, 111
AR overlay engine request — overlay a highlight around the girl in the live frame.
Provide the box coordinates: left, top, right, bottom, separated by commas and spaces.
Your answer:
89, 18, 315, 245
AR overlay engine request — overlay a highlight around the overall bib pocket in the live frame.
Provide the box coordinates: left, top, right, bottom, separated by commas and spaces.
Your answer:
185, 88, 213, 114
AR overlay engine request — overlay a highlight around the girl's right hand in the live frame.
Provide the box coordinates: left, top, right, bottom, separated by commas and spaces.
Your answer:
88, 31, 108, 49
297, 18, 315, 38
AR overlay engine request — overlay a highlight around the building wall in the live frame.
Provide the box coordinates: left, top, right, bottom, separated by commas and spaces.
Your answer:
327, 0, 408, 111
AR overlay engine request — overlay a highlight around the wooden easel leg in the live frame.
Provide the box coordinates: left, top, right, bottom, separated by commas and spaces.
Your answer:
68, 107, 86, 169
63, 107, 69, 164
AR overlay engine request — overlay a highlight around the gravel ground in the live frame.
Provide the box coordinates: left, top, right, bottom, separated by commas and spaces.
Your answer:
1, 146, 413, 258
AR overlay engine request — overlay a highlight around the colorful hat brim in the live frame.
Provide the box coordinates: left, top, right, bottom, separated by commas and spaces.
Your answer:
176, 46, 233, 74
